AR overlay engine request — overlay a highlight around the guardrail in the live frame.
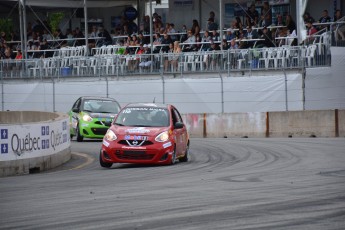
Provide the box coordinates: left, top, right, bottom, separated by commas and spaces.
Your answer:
0, 45, 331, 79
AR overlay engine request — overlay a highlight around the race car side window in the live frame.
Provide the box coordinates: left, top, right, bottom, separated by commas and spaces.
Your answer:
72, 98, 81, 111
172, 108, 182, 123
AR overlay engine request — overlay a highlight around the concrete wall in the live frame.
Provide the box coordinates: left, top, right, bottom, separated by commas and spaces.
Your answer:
0, 111, 71, 177
185, 109, 345, 138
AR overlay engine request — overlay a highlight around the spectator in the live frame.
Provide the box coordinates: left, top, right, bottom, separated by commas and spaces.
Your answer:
221, 39, 229, 50
304, 19, 318, 45
153, 32, 162, 53
137, 32, 148, 45
182, 30, 196, 52
201, 30, 212, 51
89, 26, 98, 48
180, 25, 188, 42
303, 12, 315, 24
318, 10, 332, 30
225, 28, 235, 42
333, 9, 345, 41
164, 42, 174, 71
168, 23, 177, 42
139, 44, 153, 69
229, 39, 239, 49
98, 26, 113, 46
207, 18, 218, 31
191, 19, 201, 35
286, 15, 296, 34
260, 1, 272, 27
235, 16, 243, 30
74, 27, 85, 46
171, 41, 182, 71
15, 49, 23, 59
130, 34, 139, 46
246, 3, 259, 27
257, 26, 275, 47
161, 34, 172, 53
210, 29, 220, 42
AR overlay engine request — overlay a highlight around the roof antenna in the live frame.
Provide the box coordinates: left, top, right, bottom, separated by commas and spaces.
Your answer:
153, 97, 156, 103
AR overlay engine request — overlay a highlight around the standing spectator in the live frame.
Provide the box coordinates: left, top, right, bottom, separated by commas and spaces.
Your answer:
260, 1, 272, 27
164, 42, 175, 71
333, 9, 345, 41
191, 19, 201, 35
207, 18, 218, 31
286, 15, 296, 34
246, 3, 259, 27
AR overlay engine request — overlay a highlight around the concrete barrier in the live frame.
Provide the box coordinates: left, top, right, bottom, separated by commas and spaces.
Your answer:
0, 111, 71, 177
184, 110, 345, 138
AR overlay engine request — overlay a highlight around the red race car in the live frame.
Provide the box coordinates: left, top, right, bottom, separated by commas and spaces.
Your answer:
100, 103, 190, 167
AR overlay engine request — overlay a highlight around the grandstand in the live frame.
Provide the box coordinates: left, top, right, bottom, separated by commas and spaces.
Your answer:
0, 0, 345, 113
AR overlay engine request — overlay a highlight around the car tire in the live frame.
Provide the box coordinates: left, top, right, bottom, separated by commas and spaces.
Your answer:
76, 123, 84, 142
170, 147, 176, 165
179, 143, 189, 162
99, 152, 113, 168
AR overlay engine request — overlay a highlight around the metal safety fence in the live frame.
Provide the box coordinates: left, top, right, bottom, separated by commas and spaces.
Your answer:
0, 44, 331, 79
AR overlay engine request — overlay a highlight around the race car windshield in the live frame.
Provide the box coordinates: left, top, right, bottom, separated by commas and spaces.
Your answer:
115, 107, 169, 127
82, 100, 120, 114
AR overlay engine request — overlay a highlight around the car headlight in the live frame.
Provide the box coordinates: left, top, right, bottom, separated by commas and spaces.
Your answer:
82, 114, 92, 122
155, 131, 169, 142
104, 129, 117, 141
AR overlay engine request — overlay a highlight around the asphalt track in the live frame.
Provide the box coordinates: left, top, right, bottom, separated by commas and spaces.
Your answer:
1, 138, 345, 230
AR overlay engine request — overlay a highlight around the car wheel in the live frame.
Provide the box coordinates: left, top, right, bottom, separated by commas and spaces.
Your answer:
179, 143, 189, 162
170, 147, 176, 165
76, 123, 84, 142
99, 152, 113, 168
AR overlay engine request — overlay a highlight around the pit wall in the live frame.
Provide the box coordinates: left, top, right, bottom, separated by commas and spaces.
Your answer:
183, 109, 345, 138
0, 111, 71, 177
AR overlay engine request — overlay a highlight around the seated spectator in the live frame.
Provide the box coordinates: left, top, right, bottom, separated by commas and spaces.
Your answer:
182, 30, 196, 52
15, 49, 22, 59
139, 44, 153, 68
201, 30, 212, 51
221, 39, 229, 50
318, 10, 332, 30
168, 23, 177, 42
303, 12, 315, 24
229, 39, 239, 50
257, 26, 275, 48
304, 19, 318, 45
137, 32, 148, 45
225, 28, 235, 41
161, 34, 172, 53
153, 32, 162, 53
210, 29, 221, 42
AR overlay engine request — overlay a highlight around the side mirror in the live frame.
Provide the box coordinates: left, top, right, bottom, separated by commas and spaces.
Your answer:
174, 122, 184, 129
72, 108, 79, 113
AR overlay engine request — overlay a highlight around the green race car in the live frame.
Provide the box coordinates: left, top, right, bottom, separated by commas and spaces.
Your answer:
69, 96, 121, 142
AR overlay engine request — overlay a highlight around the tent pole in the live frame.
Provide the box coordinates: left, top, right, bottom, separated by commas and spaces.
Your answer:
84, 0, 89, 56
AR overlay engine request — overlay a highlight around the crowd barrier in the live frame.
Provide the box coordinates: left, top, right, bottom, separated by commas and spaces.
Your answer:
0, 44, 331, 79
0, 111, 71, 177
183, 109, 345, 138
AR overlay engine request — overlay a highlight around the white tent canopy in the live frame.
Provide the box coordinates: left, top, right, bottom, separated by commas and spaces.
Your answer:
2, 0, 136, 8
